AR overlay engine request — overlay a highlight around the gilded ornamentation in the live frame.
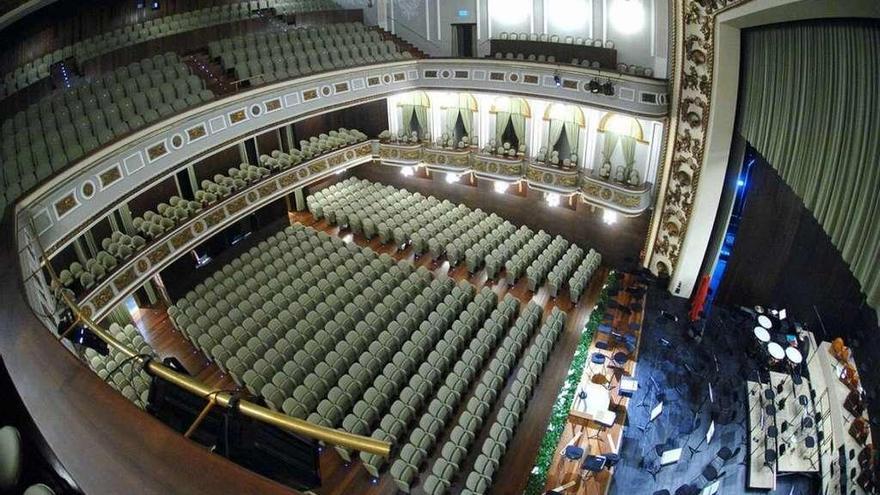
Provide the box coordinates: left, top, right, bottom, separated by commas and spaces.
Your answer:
303, 89, 318, 101
136, 259, 149, 273
54, 194, 78, 218
649, 0, 751, 276
204, 210, 226, 228
187, 125, 207, 141
146, 142, 168, 161
226, 196, 248, 214
229, 109, 247, 123
170, 229, 194, 249
258, 182, 279, 197
147, 244, 170, 264
113, 267, 137, 291
91, 286, 115, 310
99, 167, 122, 188
265, 99, 282, 112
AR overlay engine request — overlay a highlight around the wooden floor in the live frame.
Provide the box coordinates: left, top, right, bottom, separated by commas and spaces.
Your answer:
288, 210, 609, 495
542, 273, 646, 495
125, 301, 238, 391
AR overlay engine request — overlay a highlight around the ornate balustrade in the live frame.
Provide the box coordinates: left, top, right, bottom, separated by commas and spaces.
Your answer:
377, 142, 652, 215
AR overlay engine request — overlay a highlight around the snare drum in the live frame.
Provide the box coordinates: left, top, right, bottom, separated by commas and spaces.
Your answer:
753, 326, 771, 343
768, 342, 785, 363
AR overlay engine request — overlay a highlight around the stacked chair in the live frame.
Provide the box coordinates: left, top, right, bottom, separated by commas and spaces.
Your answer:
0, 0, 338, 99
397, 302, 544, 493
1, 53, 213, 207
212, 23, 412, 84
568, 249, 602, 302
83, 322, 155, 409
458, 308, 567, 495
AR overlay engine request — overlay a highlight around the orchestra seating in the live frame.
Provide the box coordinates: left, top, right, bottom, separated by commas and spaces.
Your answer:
306, 178, 602, 294
211, 23, 412, 84
83, 323, 155, 408
0, 0, 337, 99
167, 221, 588, 493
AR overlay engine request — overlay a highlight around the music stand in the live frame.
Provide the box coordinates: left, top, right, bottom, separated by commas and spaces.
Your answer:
689, 420, 714, 458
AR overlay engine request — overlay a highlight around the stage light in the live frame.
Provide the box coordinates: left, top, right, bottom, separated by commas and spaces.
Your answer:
603, 209, 618, 225
609, 0, 645, 35
737, 179, 746, 187
445, 173, 459, 184
554, 73, 562, 87
588, 79, 601, 93
602, 81, 615, 96
400, 166, 414, 177
493, 181, 508, 194
546, 192, 560, 207
151, 0, 160, 10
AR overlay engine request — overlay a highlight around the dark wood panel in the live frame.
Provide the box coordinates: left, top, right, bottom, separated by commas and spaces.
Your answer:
715, 156, 880, 420
126, 174, 180, 219
193, 142, 241, 184
350, 163, 650, 269
256, 128, 282, 157
292, 99, 388, 143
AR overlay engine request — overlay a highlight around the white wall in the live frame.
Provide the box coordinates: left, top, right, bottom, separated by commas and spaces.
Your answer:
355, 0, 669, 78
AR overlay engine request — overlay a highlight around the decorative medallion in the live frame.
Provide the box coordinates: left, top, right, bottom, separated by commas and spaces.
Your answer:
509, 73, 519, 82
383, 74, 393, 84
193, 221, 206, 234
320, 86, 332, 97
246, 191, 259, 203
136, 259, 150, 274
250, 104, 262, 117
80, 181, 95, 199
170, 134, 184, 149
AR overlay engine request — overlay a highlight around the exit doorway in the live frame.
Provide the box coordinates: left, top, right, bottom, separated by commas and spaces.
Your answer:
452, 23, 476, 57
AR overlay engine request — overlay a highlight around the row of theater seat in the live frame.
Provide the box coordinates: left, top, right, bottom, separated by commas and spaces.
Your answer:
457, 309, 567, 495
568, 251, 602, 303
212, 23, 411, 85
54, 128, 367, 298
0, 0, 336, 99
0, 53, 213, 216
497, 32, 617, 48
83, 322, 154, 408
360, 293, 520, 478
308, 178, 598, 298
389, 301, 543, 492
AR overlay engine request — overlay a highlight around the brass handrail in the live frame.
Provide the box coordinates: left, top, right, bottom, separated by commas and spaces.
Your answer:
26, 220, 391, 457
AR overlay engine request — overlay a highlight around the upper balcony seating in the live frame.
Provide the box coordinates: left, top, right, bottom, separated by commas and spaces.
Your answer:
211, 22, 412, 85
0, 0, 339, 100
0, 53, 213, 218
